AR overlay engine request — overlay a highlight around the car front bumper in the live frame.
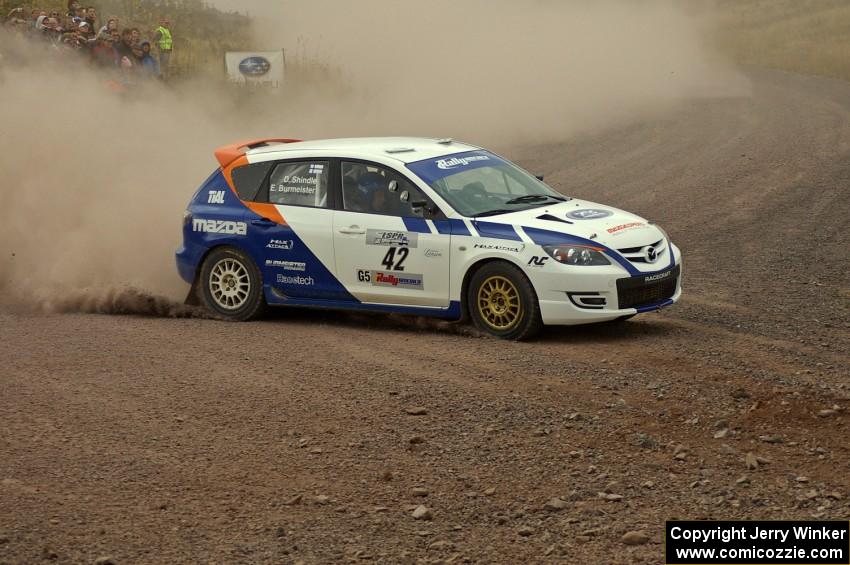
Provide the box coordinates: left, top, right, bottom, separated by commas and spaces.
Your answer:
532, 248, 683, 326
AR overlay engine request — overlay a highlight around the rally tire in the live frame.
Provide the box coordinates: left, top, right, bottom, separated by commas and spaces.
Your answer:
198, 247, 266, 321
467, 262, 542, 341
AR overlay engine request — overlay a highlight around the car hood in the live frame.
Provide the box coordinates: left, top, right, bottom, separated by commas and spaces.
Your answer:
471, 199, 664, 250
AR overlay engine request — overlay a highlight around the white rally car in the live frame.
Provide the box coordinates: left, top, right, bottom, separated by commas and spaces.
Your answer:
176, 137, 682, 339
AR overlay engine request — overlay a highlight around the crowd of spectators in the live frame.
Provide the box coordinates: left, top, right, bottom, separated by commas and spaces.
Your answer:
3, 1, 173, 82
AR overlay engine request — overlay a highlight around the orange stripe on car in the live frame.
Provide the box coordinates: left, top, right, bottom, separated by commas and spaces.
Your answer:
244, 202, 286, 225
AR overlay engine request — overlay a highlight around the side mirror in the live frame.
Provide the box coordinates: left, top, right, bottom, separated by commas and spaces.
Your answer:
536, 175, 545, 182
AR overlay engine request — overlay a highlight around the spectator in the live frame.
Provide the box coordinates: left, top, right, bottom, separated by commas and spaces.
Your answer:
98, 16, 117, 35
116, 27, 133, 59
85, 6, 97, 32
153, 17, 172, 78
92, 32, 117, 67
130, 27, 140, 47
140, 41, 159, 77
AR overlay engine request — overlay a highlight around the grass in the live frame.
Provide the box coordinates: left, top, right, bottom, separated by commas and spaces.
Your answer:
714, 0, 850, 81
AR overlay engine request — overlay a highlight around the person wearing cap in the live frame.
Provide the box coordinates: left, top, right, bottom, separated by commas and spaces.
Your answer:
153, 17, 172, 79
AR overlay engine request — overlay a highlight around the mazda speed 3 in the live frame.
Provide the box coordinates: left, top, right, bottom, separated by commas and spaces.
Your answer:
176, 137, 682, 339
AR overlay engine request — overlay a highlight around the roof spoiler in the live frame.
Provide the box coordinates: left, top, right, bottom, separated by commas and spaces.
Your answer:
214, 137, 302, 168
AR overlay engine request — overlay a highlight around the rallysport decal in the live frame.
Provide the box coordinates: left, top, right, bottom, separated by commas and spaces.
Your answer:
566, 209, 613, 220
192, 219, 247, 236
366, 230, 419, 248
357, 269, 424, 290
436, 155, 491, 170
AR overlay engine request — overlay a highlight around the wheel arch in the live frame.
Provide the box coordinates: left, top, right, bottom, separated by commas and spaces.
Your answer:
185, 243, 256, 306
459, 256, 538, 321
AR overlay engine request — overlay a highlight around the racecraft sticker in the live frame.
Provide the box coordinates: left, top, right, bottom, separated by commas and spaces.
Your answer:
265, 259, 306, 272
644, 270, 673, 283
192, 219, 247, 236
566, 209, 613, 220
366, 230, 418, 248
607, 222, 647, 235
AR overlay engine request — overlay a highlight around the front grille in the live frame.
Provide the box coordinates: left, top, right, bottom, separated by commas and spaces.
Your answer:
617, 265, 680, 309
618, 239, 665, 264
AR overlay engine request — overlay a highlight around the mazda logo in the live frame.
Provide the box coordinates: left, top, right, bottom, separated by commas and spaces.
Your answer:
645, 246, 658, 262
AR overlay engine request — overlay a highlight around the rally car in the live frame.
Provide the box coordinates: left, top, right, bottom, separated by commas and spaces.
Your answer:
176, 137, 682, 340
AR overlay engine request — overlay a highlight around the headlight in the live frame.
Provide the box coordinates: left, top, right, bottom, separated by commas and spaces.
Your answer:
543, 244, 611, 266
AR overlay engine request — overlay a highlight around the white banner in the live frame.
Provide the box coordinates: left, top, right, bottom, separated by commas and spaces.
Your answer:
225, 51, 285, 86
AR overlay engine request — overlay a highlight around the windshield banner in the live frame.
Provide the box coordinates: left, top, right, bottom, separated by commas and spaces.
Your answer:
407, 150, 500, 184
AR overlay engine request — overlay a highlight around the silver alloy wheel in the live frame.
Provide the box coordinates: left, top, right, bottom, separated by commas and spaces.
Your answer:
208, 258, 251, 310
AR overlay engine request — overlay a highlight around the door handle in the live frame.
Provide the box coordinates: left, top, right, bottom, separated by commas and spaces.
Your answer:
251, 218, 276, 227
338, 226, 366, 235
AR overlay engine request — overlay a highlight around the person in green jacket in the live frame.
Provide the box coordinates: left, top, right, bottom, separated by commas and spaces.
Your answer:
153, 17, 172, 79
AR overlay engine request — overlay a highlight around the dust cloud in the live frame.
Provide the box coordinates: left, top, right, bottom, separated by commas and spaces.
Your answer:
0, 0, 745, 316
220, 0, 748, 142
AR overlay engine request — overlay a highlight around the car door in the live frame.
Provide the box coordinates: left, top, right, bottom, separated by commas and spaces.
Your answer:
332, 160, 451, 308
241, 158, 352, 301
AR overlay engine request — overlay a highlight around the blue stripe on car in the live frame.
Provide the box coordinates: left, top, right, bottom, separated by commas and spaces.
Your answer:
522, 226, 641, 276
434, 219, 471, 236
402, 217, 432, 234
473, 221, 522, 241
635, 298, 675, 313
265, 295, 463, 320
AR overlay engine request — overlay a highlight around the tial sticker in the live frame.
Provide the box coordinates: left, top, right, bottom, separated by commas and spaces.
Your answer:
366, 230, 418, 248
566, 209, 613, 220
192, 219, 247, 236
207, 190, 226, 204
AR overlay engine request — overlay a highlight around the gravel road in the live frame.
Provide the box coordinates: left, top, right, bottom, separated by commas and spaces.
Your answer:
1, 69, 849, 564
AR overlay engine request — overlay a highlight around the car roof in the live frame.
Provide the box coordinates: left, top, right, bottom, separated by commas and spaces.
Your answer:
247, 137, 482, 164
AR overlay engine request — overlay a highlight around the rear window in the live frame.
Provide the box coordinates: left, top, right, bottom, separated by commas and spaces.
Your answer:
231, 162, 274, 201
268, 161, 330, 208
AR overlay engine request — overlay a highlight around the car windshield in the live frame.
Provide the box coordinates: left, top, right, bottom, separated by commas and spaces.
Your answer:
406, 150, 568, 217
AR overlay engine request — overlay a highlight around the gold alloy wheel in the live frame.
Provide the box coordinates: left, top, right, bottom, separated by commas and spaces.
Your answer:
477, 275, 522, 331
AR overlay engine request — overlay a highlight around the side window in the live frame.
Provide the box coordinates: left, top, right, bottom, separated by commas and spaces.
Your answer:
231, 161, 274, 201
268, 161, 329, 208
341, 161, 428, 217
